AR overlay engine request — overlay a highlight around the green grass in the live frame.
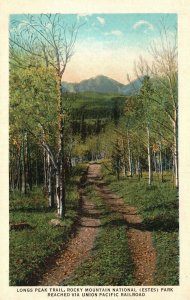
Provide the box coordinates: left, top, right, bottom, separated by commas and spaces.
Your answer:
102, 163, 179, 285
64, 185, 135, 286
9, 164, 87, 286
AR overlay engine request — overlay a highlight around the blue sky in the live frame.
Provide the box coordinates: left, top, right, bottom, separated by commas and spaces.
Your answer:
74, 13, 176, 45
10, 13, 177, 83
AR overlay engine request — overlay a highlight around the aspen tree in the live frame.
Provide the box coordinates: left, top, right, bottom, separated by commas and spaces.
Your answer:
10, 14, 83, 217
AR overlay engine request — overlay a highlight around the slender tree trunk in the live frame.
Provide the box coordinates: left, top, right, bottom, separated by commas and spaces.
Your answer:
13, 151, 18, 190
153, 152, 157, 173
137, 158, 141, 181
15, 150, 20, 190
9, 163, 13, 191
26, 134, 32, 191
25, 132, 28, 192
43, 149, 48, 188
127, 130, 132, 177
147, 123, 152, 186
123, 159, 127, 177
68, 140, 73, 176
135, 160, 138, 176
122, 138, 127, 177
9, 147, 14, 191
173, 110, 178, 188
56, 75, 66, 218
168, 158, 171, 172
164, 149, 167, 172
21, 133, 26, 194
15, 149, 20, 190
117, 158, 120, 180
19, 146, 22, 191
159, 140, 163, 183
47, 153, 54, 208
56, 169, 60, 212
172, 155, 175, 189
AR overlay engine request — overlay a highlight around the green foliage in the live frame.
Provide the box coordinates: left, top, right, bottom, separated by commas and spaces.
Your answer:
10, 66, 57, 143
70, 92, 126, 120
9, 164, 88, 286
123, 75, 175, 177
102, 163, 179, 285
65, 185, 135, 286
10, 195, 78, 285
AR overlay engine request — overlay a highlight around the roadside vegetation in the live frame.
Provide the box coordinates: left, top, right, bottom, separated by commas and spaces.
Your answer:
9, 164, 87, 286
102, 162, 179, 285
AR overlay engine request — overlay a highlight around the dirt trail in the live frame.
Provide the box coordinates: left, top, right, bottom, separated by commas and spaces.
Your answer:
90, 163, 156, 286
38, 183, 101, 285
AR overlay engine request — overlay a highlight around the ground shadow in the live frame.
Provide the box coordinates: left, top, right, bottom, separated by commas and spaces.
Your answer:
142, 216, 179, 232
101, 215, 178, 233
143, 200, 179, 212
9, 206, 54, 213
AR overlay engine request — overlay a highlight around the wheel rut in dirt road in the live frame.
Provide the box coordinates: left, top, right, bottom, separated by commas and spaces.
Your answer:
38, 183, 101, 285
90, 163, 157, 286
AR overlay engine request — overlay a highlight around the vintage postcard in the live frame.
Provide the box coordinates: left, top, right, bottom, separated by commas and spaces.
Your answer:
0, 0, 190, 299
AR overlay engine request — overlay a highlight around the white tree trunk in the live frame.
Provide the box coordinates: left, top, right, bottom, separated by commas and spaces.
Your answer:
122, 138, 127, 177
127, 131, 132, 177
47, 153, 54, 208
43, 149, 48, 188
56, 75, 66, 218
153, 152, 157, 173
56, 169, 60, 215
174, 115, 178, 188
21, 133, 26, 193
159, 141, 163, 183
123, 160, 127, 177
147, 124, 152, 185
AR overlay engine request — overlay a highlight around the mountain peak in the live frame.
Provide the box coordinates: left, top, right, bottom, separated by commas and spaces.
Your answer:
62, 75, 142, 95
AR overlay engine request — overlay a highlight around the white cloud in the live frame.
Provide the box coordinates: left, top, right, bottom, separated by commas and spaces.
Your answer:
105, 30, 123, 37
77, 13, 92, 22
133, 20, 154, 31
96, 16, 105, 25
